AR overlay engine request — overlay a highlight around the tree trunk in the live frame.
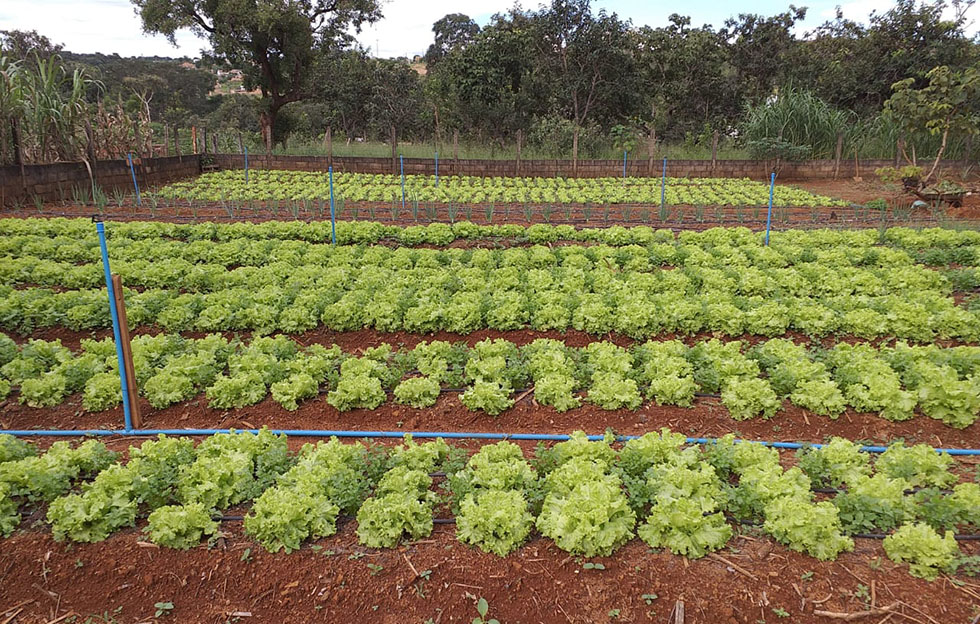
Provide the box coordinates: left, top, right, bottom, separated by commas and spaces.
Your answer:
260, 112, 273, 155
453, 129, 459, 161
896, 137, 904, 166
648, 127, 656, 175
833, 132, 844, 179
191, 126, 198, 155
174, 125, 181, 159
238, 131, 244, 154
163, 124, 170, 158
925, 127, 949, 183
963, 133, 973, 177
572, 125, 579, 176
390, 124, 398, 174
516, 129, 522, 177
711, 130, 719, 173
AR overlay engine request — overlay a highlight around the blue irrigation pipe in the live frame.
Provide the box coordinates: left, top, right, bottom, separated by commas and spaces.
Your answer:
94, 221, 134, 432
244, 146, 249, 183
328, 166, 337, 245
435, 151, 439, 187
3, 427, 980, 455
765, 171, 775, 245
400, 154, 406, 212
126, 154, 141, 207
660, 157, 667, 209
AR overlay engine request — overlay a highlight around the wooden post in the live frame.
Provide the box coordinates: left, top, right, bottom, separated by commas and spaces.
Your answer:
516, 129, 522, 176
711, 130, 719, 173
191, 126, 198, 154
326, 126, 333, 168
211, 131, 218, 154
111, 274, 141, 429
854, 147, 860, 180
203, 126, 209, 154
572, 125, 579, 176
962, 134, 973, 175
174, 124, 181, 158
163, 124, 169, 157
833, 131, 844, 179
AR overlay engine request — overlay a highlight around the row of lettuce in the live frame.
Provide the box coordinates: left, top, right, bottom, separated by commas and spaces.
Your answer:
0, 430, 976, 581
4, 238, 978, 295
151, 171, 847, 207
3, 334, 979, 429
3, 232, 979, 340
4, 284, 976, 345
3, 219, 979, 255
7, 233, 977, 277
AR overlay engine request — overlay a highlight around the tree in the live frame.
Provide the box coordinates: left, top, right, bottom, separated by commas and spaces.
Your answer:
800, 1, 979, 115
635, 15, 740, 144
530, 0, 637, 165
426, 10, 542, 147
368, 58, 424, 166
885, 64, 980, 180
132, 0, 382, 152
0, 30, 62, 61
721, 6, 807, 104
424, 14, 480, 67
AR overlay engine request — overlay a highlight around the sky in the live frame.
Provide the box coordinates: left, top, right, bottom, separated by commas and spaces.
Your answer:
0, 0, 977, 59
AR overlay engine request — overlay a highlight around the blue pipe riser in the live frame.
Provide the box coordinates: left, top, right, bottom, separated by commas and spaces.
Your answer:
96, 222, 134, 431
2, 428, 980, 455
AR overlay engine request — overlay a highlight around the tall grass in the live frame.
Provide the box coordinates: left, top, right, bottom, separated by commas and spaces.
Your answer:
743, 88, 855, 159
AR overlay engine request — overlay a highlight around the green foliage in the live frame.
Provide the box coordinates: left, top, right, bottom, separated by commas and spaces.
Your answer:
722, 377, 781, 420
833, 475, 914, 534
536, 457, 635, 557
145, 503, 219, 550
763, 497, 854, 561
883, 522, 958, 580
796, 438, 871, 488
875, 443, 957, 488
0, 434, 36, 464
393, 376, 441, 408
356, 456, 441, 548
456, 489, 535, 556
327, 357, 387, 411
245, 439, 373, 552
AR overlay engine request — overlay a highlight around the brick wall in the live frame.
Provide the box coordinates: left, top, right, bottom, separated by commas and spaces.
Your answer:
2, 153, 970, 207
211, 153, 965, 180
0, 155, 201, 205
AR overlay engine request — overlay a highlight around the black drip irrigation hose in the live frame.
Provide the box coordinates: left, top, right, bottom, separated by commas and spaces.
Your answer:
209, 513, 980, 541
16, 210, 948, 231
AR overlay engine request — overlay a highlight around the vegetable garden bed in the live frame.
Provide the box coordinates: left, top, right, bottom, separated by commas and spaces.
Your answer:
2, 213, 980, 623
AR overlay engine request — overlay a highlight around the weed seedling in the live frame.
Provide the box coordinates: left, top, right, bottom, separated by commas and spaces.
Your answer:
772, 607, 790, 618
473, 598, 500, 624
154, 602, 174, 617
